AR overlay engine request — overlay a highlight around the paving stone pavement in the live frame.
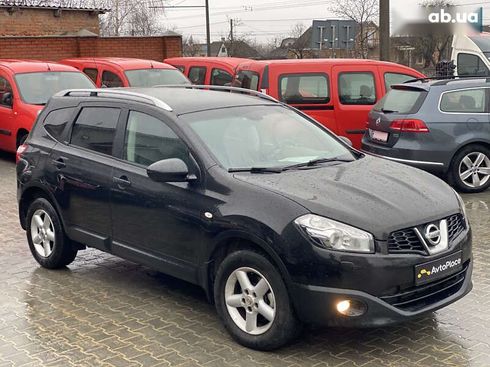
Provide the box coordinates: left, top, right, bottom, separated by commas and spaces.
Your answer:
0, 151, 489, 367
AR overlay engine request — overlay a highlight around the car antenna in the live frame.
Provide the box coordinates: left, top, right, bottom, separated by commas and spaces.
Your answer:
46, 63, 51, 71
150, 61, 154, 69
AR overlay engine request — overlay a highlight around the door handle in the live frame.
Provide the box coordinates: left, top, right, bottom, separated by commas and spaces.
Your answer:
51, 157, 66, 169
113, 175, 131, 188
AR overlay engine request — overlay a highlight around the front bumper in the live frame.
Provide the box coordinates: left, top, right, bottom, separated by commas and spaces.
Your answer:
291, 259, 472, 327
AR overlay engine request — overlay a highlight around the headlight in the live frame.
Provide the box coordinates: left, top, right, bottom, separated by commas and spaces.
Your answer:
294, 214, 374, 253
453, 189, 469, 227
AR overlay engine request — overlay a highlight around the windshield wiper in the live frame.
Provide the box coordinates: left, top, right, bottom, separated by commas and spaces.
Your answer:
381, 108, 398, 113
228, 167, 284, 173
283, 156, 355, 170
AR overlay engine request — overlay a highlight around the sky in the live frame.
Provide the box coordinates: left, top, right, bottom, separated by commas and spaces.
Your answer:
159, 0, 490, 44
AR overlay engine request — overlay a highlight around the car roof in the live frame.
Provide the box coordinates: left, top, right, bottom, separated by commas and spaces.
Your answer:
165, 57, 249, 68
128, 87, 277, 115
61, 57, 176, 70
238, 58, 418, 68
0, 59, 79, 73
397, 77, 490, 91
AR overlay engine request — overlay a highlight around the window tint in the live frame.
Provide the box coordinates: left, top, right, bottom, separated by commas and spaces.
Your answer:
124, 111, 189, 167
0, 76, 13, 108
211, 68, 233, 86
235, 71, 259, 90
339, 72, 376, 105
279, 74, 329, 104
188, 67, 206, 84
457, 53, 490, 76
384, 73, 416, 90
440, 88, 487, 113
83, 68, 98, 84
374, 88, 427, 114
71, 107, 120, 155
102, 71, 124, 88
43, 107, 75, 140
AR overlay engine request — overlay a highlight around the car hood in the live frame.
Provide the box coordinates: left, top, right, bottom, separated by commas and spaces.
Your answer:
233, 156, 460, 240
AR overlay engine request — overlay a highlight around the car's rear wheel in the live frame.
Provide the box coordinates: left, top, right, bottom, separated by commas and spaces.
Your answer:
26, 198, 77, 269
214, 249, 300, 350
450, 145, 490, 193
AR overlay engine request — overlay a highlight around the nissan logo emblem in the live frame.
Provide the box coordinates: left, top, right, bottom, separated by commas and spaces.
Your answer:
425, 224, 441, 246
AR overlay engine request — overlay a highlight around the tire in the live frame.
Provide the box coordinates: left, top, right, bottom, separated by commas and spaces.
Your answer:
17, 131, 28, 149
26, 198, 77, 269
449, 144, 490, 193
213, 250, 301, 350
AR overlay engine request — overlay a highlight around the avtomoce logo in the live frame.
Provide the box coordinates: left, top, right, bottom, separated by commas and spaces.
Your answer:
428, 9, 480, 24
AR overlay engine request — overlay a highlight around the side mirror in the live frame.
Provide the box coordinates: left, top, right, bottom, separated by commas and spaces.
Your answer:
1, 92, 13, 107
147, 158, 194, 183
339, 136, 353, 147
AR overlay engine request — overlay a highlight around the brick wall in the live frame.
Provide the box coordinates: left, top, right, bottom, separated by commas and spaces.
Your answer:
0, 8, 100, 36
0, 35, 183, 61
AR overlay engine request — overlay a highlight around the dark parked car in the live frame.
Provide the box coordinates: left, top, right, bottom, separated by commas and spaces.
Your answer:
362, 77, 490, 193
17, 86, 472, 350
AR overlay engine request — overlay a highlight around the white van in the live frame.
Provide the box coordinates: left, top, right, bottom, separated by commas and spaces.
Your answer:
451, 34, 490, 76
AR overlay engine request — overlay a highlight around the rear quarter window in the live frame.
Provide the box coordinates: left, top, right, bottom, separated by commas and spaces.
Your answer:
440, 88, 487, 113
43, 107, 76, 141
279, 73, 330, 104
374, 88, 427, 114
384, 72, 417, 90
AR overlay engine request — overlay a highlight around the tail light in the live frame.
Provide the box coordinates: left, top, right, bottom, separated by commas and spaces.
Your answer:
390, 119, 429, 133
16, 144, 28, 164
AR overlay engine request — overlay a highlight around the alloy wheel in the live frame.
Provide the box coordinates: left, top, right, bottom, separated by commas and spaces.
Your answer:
224, 267, 276, 335
30, 209, 55, 258
458, 152, 490, 188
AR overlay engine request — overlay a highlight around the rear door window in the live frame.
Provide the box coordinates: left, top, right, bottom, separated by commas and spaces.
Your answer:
0, 76, 13, 108
338, 72, 376, 105
211, 68, 233, 86
83, 68, 98, 84
188, 67, 206, 84
70, 107, 120, 155
440, 88, 487, 113
102, 70, 124, 88
374, 88, 427, 114
384, 73, 417, 90
279, 73, 330, 104
235, 70, 260, 90
457, 53, 490, 76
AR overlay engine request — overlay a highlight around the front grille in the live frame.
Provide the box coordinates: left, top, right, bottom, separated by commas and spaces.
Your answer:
387, 214, 466, 255
387, 229, 426, 255
380, 262, 469, 312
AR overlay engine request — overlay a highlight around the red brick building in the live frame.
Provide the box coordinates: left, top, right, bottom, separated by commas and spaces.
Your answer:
0, 3, 182, 61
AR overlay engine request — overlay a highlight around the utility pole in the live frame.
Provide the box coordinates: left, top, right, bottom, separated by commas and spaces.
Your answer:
379, 0, 390, 61
150, 1, 211, 57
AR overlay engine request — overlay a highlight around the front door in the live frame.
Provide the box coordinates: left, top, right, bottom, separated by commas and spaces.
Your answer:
0, 73, 16, 151
332, 65, 382, 148
110, 109, 210, 280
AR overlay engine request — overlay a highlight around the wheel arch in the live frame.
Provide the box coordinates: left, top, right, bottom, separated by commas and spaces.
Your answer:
19, 184, 63, 230
449, 140, 490, 170
16, 128, 29, 148
201, 230, 292, 303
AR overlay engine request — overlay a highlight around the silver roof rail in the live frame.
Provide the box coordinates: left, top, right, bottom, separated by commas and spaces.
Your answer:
152, 84, 280, 104
55, 89, 173, 112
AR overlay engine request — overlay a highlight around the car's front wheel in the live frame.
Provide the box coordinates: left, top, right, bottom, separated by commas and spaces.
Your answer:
214, 249, 301, 350
449, 144, 490, 193
26, 198, 78, 269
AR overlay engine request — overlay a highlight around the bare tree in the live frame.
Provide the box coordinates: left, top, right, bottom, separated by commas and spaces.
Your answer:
183, 35, 202, 56
288, 23, 309, 59
329, 0, 378, 58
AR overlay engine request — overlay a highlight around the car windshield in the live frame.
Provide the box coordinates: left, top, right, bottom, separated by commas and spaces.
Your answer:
125, 69, 189, 87
181, 105, 354, 170
15, 72, 95, 105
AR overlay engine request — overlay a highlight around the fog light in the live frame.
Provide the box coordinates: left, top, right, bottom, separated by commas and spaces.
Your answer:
336, 299, 366, 317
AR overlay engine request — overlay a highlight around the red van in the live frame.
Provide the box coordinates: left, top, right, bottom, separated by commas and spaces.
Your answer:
60, 57, 189, 88
0, 59, 95, 153
233, 59, 425, 148
164, 57, 249, 86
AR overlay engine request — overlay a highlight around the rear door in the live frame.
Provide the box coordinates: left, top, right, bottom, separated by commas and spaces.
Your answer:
332, 65, 382, 148
47, 103, 124, 250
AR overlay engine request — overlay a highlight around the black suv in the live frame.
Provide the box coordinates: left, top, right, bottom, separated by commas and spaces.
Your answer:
362, 77, 490, 193
17, 86, 472, 350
